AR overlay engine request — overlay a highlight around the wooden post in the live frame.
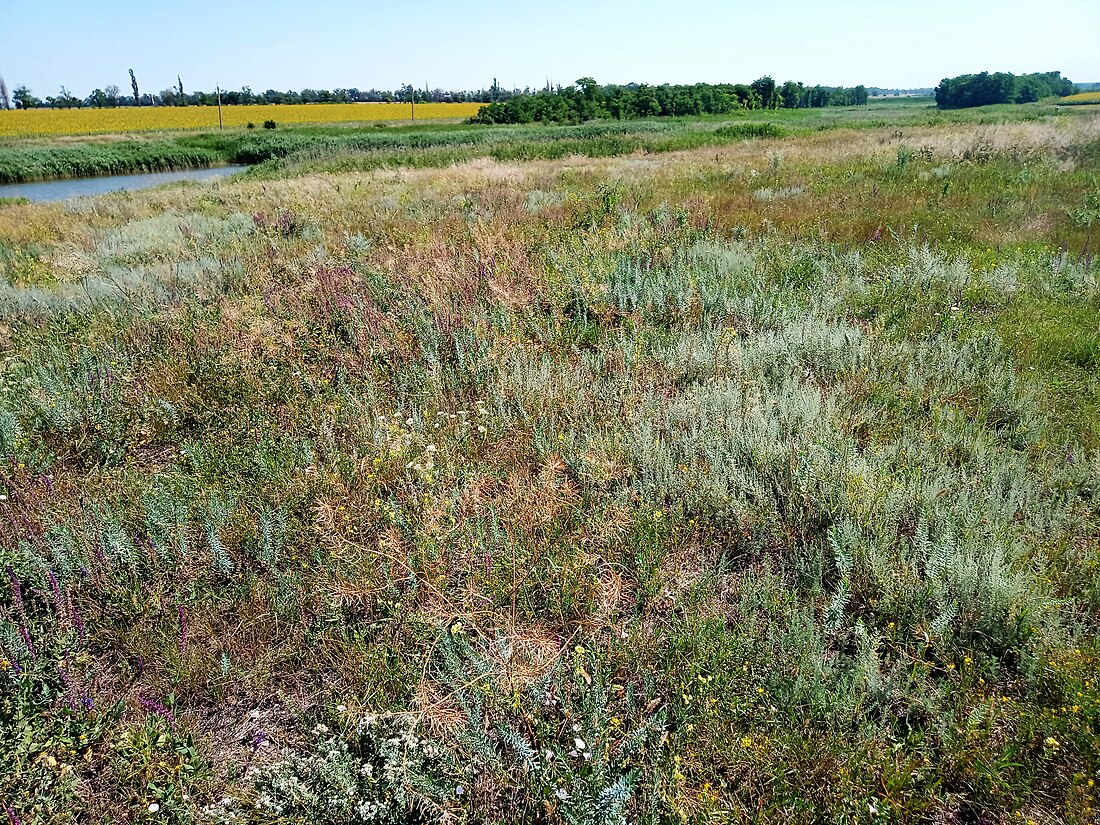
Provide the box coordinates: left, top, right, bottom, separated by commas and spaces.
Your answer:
216, 85, 223, 130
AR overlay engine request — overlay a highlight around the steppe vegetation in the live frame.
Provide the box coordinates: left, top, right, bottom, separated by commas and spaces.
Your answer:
1, 104, 1099, 824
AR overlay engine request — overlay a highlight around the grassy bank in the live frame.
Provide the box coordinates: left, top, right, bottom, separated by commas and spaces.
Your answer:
0, 121, 788, 184
0, 142, 222, 184
0, 99, 1074, 184
0, 107, 1098, 824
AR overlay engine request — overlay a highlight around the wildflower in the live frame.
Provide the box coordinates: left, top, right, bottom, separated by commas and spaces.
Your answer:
1044, 736, 1060, 749
574, 737, 586, 750
477, 425, 487, 434
455, 785, 464, 796
148, 803, 160, 814
741, 736, 752, 748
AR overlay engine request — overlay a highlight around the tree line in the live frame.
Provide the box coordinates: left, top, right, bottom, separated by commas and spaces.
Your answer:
0, 75, 515, 110
470, 77, 869, 124
0, 73, 867, 115
934, 71, 1075, 109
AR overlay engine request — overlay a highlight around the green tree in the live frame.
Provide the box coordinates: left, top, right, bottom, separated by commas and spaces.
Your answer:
14, 85, 41, 109
751, 75, 778, 109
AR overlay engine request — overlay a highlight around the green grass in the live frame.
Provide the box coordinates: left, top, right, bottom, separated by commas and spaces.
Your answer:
0, 99, 1074, 183
0, 142, 221, 183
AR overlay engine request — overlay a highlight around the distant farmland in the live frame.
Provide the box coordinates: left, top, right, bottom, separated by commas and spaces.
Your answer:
1058, 91, 1100, 105
0, 102, 484, 138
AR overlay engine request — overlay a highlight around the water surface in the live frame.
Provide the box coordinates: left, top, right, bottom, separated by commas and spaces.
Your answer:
0, 166, 247, 203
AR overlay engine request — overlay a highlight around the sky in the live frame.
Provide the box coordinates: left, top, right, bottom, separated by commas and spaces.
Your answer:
5, 0, 1099, 98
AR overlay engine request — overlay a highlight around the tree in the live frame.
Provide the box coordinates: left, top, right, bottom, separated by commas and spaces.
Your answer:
105, 85, 120, 106
0, 75, 9, 111
935, 70, 1072, 109
55, 86, 80, 109
781, 80, 803, 108
129, 68, 140, 106
12, 85, 40, 109
177, 75, 185, 105
87, 88, 109, 108
751, 76, 778, 109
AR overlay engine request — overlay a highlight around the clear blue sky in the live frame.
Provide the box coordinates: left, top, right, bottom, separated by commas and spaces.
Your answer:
5, 0, 1098, 97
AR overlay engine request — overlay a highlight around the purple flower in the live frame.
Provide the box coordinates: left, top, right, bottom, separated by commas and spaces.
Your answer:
58, 664, 78, 710
17, 624, 34, 658
71, 598, 86, 640
138, 696, 178, 733
7, 805, 24, 825
47, 570, 66, 621
178, 604, 188, 651
5, 566, 26, 621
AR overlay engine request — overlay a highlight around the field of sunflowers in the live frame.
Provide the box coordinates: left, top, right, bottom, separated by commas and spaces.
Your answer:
1058, 91, 1100, 105
0, 102, 483, 138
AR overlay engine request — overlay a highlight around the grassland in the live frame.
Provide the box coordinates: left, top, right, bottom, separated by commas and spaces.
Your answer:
0, 103, 484, 138
0, 99, 1078, 185
1, 104, 1099, 824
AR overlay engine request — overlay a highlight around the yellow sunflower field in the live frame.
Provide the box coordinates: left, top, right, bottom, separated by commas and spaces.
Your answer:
0, 102, 484, 138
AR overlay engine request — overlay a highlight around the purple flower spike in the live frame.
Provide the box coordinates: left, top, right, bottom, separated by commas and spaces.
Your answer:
18, 624, 34, 658
5, 566, 26, 621
178, 604, 188, 652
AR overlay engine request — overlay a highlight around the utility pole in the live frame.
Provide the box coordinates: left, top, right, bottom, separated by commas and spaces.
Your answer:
216, 85, 223, 129
410, 83, 415, 122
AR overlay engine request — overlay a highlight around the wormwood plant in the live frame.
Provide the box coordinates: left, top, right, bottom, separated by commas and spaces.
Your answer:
431, 630, 667, 825
223, 715, 457, 825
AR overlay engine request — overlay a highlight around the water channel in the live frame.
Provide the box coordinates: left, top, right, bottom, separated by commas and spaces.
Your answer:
0, 165, 248, 203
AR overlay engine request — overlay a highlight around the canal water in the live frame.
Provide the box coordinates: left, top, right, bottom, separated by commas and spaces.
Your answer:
0, 166, 248, 203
